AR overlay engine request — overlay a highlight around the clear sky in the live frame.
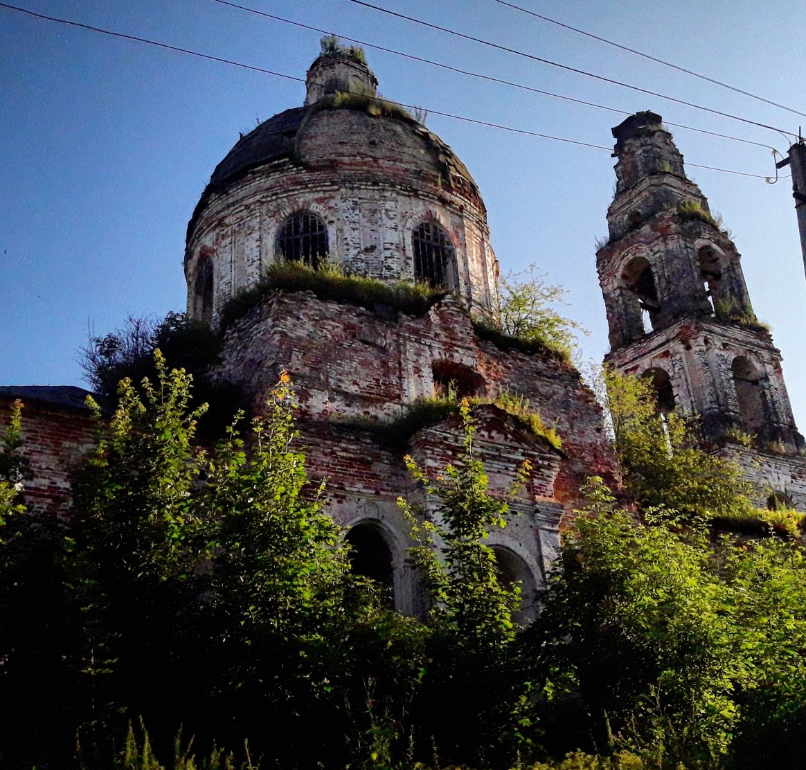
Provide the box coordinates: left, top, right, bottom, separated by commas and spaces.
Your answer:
3, 0, 806, 426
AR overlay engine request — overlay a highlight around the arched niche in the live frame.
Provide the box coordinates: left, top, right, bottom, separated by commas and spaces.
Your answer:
641, 367, 675, 414
345, 520, 395, 604
622, 256, 660, 337
731, 356, 766, 435
432, 360, 485, 398
491, 545, 538, 624
194, 256, 214, 324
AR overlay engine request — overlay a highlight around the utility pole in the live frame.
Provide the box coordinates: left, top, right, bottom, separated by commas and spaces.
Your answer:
776, 136, 806, 282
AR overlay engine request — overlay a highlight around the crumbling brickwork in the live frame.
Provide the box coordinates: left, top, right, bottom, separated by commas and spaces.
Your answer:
185, 54, 497, 321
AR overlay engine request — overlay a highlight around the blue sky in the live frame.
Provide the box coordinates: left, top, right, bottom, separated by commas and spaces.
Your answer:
3, 0, 806, 426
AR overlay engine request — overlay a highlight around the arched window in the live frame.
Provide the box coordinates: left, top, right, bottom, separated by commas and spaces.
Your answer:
432, 360, 485, 398
412, 221, 455, 288
345, 522, 394, 604
732, 356, 766, 434
642, 368, 675, 414
491, 546, 538, 624
698, 246, 722, 314
622, 256, 660, 335
277, 212, 328, 268
194, 256, 214, 324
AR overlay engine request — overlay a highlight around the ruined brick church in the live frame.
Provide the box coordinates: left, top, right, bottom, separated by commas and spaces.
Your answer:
3, 46, 805, 617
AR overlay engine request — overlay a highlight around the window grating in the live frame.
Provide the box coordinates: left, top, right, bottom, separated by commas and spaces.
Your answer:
413, 221, 455, 288
277, 212, 328, 268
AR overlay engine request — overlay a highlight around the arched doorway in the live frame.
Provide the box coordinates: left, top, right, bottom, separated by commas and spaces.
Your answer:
345, 521, 395, 604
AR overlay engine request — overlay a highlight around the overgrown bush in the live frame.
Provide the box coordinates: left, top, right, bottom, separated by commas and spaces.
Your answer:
81, 312, 245, 438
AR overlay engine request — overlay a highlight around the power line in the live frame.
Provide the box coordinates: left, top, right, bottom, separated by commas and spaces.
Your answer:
0, 1, 780, 180
211, 0, 777, 152
344, 0, 798, 140
490, 0, 806, 121
0, 1, 304, 84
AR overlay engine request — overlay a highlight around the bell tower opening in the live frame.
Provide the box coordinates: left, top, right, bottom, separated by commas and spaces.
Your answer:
642, 368, 675, 414
622, 256, 660, 336
698, 246, 723, 315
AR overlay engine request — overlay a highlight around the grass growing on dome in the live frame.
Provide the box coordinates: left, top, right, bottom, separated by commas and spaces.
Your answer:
218, 259, 446, 332
331, 90, 416, 122
332, 387, 562, 451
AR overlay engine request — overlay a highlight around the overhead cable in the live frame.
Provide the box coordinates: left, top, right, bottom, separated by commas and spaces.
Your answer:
0, 1, 779, 179
490, 0, 806, 120
344, 0, 798, 140
211, 0, 777, 152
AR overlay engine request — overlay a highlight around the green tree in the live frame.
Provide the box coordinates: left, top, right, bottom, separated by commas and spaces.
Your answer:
66, 352, 211, 763
399, 400, 531, 766
497, 265, 587, 359
198, 372, 363, 765
601, 367, 754, 520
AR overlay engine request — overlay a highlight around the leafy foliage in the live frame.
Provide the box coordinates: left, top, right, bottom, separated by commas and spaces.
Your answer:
491, 265, 587, 361
81, 311, 243, 438
334, 388, 562, 450
531, 478, 806, 769
0, 399, 26, 527
601, 367, 755, 521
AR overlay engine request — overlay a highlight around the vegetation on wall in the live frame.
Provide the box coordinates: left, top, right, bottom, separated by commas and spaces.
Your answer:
81, 311, 244, 438
333, 388, 562, 451
219, 260, 446, 331
474, 264, 587, 363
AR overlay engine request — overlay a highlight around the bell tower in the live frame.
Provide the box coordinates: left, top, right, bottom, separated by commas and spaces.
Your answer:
597, 111, 804, 458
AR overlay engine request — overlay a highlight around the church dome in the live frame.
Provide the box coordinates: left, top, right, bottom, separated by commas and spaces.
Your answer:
185, 41, 498, 324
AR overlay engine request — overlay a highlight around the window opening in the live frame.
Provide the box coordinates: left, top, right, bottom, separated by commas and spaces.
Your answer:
345, 523, 394, 604
642, 368, 675, 414
732, 357, 766, 434
195, 257, 214, 324
277, 212, 328, 268
413, 221, 455, 288
698, 247, 722, 315
432, 360, 485, 398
